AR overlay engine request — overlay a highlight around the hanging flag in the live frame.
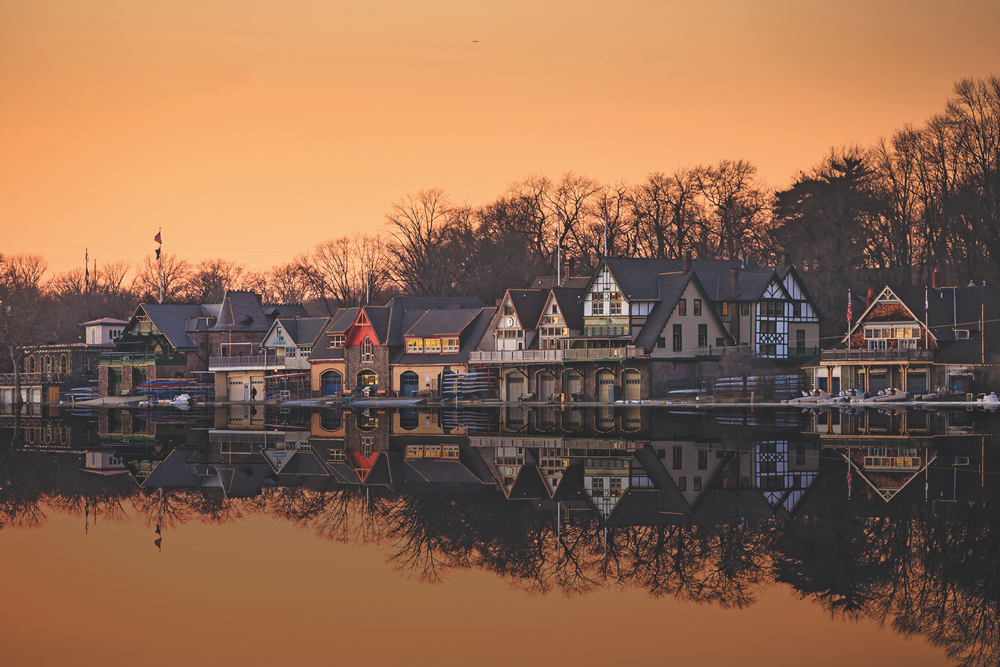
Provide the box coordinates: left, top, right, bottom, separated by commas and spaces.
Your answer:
155, 247, 161, 260
846, 294, 852, 323
154, 231, 162, 244
154, 537, 162, 550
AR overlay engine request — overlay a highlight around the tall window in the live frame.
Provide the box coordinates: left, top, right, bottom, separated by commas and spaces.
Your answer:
698, 324, 707, 348
362, 337, 374, 363
672, 324, 682, 352
796, 329, 806, 355
741, 303, 751, 316
592, 298, 604, 316
721, 301, 729, 317
693, 299, 702, 316
678, 299, 686, 316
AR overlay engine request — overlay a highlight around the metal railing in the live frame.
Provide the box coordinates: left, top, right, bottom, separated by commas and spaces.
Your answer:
0, 372, 68, 385
99, 352, 156, 365
821, 349, 932, 362
209, 355, 281, 369
469, 349, 565, 363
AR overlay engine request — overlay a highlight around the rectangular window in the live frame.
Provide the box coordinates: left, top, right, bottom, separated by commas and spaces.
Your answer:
698, 324, 707, 348
656, 337, 666, 349
678, 299, 686, 316
406, 339, 423, 353
330, 334, 345, 347
673, 324, 682, 352
693, 477, 702, 491
796, 330, 806, 355
592, 299, 604, 316
672, 446, 682, 470
741, 303, 751, 316
698, 449, 708, 470
610, 300, 622, 315
678, 477, 687, 491
793, 302, 802, 318
694, 299, 702, 316
721, 301, 729, 317
716, 337, 725, 347
424, 338, 441, 353
299, 347, 311, 357
443, 338, 460, 353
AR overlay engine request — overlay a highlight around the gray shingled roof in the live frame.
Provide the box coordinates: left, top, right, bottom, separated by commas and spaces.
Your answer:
549, 287, 585, 331
274, 317, 330, 347
390, 307, 496, 365
602, 257, 784, 302
404, 309, 480, 337
385, 296, 486, 346
361, 306, 390, 345
504, 290, 548, 330
138, 304, 207, 350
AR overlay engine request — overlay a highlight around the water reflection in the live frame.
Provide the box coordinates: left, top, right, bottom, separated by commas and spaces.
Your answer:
2, 405, 1000, 666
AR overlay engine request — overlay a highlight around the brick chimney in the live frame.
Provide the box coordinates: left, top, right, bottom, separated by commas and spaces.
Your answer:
866, 288, 873, 308
932, 268, 942, 289
684, 250, 693, 273
782, 252, 791, 268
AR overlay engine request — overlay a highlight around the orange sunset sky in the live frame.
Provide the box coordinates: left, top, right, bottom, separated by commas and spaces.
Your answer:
2, 0, 999, 277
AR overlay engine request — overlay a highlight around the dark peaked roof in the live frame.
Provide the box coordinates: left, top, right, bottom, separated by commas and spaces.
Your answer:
329, 308, 360, 334
532, 275, 590, 289
390, 307, 496, 365
549, 288, 585, 330
360, 306, 391, 344
385, 297, 485, 346
878, 284, 1000, 364
504, 290, 548, 329
138, 305, 207, 350
405, 308, 480, 337
631, 272, 732, 354
601, 257, 788, 302
273, 317, 329, 347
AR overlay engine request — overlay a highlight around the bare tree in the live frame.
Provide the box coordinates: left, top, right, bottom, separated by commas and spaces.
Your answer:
0, 254, 57, 407
132, 253, 192, 304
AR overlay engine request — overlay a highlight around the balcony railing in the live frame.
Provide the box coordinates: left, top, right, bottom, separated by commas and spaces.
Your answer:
564, 347, 646, 360
99, 352, 157, 366
209, 355, 282, 369
469, 350, 565, 363
821, 349, 933, 362
0, 372, 68, 385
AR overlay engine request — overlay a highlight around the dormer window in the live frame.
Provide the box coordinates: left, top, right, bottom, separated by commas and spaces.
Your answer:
955, 329, 970, 340
329, 334, 345, 347
424, 338, 441, 353
443, 338, 459, 353
406, 338, 423, 353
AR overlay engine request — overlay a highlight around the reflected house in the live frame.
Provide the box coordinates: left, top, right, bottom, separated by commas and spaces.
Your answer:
809, 279, 1000, 396
101, 291, 306, 399
395, 436, 492, 493
81, 450, 129, 475
260, 430, 329, 478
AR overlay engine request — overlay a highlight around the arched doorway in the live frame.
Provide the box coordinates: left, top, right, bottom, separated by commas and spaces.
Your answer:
321, 370, 343, 396
563, 369, 582, 398
596, 370, 615, 402
623, 369, 641, 400
537, 371, 555, 402
357, 370, 378, 396
399, 371, 419, 397
505, 371, 526, 401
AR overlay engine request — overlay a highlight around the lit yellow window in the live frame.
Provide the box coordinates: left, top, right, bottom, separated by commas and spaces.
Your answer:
406, 338, 423, 353
424, 339, 441, 353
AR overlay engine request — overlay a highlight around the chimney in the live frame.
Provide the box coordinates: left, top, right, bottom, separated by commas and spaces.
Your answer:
730, 268, 740, 344
866, 288, 873, 308
932, 268, 942, 289
782, 252, 791, 268
684, 251, 693, 273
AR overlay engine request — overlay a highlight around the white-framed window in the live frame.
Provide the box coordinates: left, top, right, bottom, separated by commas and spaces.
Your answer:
424, 338, 441, 353
406, 338, 423, 353
443, 338, 459, 353
299, 347, 311, 357
330, 334, 345, 347
362, 337, 374, 363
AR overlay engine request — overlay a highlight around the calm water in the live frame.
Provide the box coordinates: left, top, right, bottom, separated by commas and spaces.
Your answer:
2, 404, 998, 666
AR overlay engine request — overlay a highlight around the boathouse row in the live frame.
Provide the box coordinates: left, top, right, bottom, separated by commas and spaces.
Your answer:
805, 278, 1000, 397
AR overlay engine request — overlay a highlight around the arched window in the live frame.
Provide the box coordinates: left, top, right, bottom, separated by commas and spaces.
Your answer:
60, 355, 68, 373
399, 371, 420, 397
362, 337, 374, 363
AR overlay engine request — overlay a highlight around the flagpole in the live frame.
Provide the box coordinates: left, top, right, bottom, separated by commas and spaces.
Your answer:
846, 288, 851, 349
156, 227, 164, 303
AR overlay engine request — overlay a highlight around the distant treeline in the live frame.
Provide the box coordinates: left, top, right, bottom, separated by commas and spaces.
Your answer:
2, 76, 999, 347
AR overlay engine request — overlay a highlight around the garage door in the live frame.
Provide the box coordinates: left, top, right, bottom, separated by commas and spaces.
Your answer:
597, 371, 615, 402
229, 377, 247, 401
564, 370, 582, 396
506, 373, 526, 401
537, 373, 555, 401
623, 370, 641, 400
